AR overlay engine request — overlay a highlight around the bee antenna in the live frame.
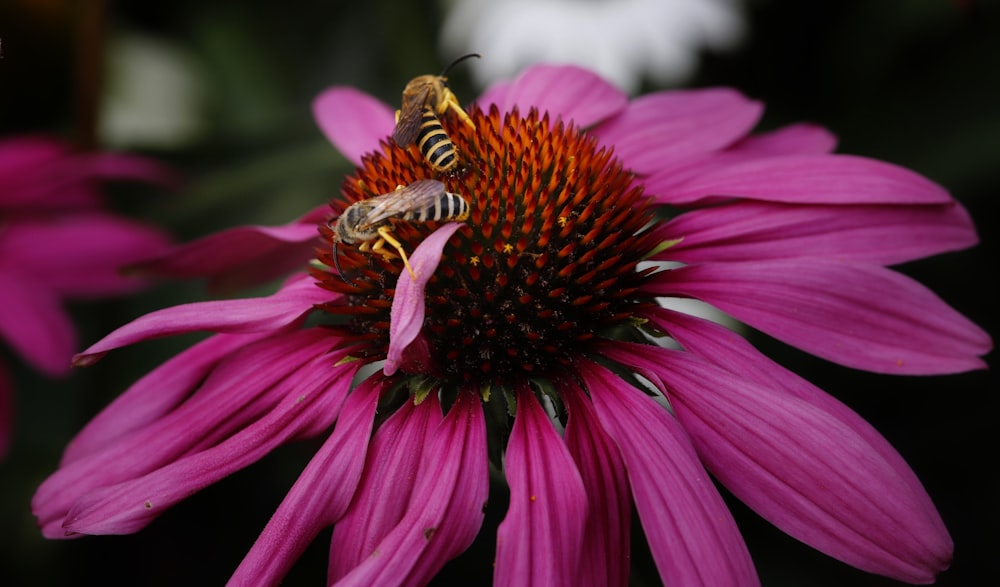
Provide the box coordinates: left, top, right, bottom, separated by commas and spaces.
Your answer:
440, 53, 481, 77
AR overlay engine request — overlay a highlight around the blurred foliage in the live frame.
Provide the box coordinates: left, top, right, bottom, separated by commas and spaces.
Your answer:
1, 0, 997, 585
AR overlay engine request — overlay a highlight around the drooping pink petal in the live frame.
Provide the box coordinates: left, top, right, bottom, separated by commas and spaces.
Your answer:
130, 212, 325, 292
579, 359, 759, 586
62, 332, 273, 465
642, 308, 948, 529
73, 274, 329, 367
61, 354, 358, 536
729, 123, 838, 156
229, 376, 382, 587
600, 342, 953, 583
498, 64, 628, 129
0, 360, 11, 460
494, 383, 588, 586
33, 329, 340, 537
328, 393, 443, 583
313, 87, 396, 166
385, 222, 464, 375
593, 88, 763, 174
652, 154, 954, 206
333, 390, 488, 586
655, 200, 977, 266
647, 259, 991, 374
0, 275, 75, 376
561, 379, 631, 587
2, 214, 170, 296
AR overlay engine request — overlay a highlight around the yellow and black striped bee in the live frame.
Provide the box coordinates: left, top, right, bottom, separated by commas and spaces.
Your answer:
331, 179, 470, 282
393, 53, 480, 174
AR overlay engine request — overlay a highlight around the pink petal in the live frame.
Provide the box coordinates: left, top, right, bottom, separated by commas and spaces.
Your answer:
561, 380, 631, 587
328, 393, 443, 583
385, 223, 464, 375
0, 136, 175, 210
229, 376, 382, 586
33, 329, 341, 537
61, 356, 358, 536
313, 87, 395, 166
72, 274, 329, 367
131, 215, 323, 292
579, 359, 759, 586
654, 154, 954, 206
0, 275, 74, 376
729, 123, 838, 156
499, 64, 628, 128
593, 88, 763, 173
62, 332, 291, 465
494, 383, 588, 586
334, 390, 488, 586
3, 214, 170, 296
0, 360, 11, 460
647, 260, 991, 374
644, 308, 948, 530
656, 200, 977, 266
601, 342, 953, 583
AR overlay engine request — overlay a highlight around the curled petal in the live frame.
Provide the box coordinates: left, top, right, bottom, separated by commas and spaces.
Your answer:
229, 376, 382, 587
131, 213, 324, 292
73, 274, 328, 366
334, 390, 488, 586
656, 200, 977, 266
648, 259, 991, 374
494, 383, 588, 586
594, 88, 762, 173
0, 276, 75, 376
656, 154, 954, 206
499, 64, 627, 128
329, 393, 443, 583
561, 380, 631, 587
385, 223, 463, 375
579, 359, 758, 586
601, 342, 953, 583
313, 88, 395, 166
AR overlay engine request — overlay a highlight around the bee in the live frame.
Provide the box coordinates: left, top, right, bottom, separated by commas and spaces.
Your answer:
393, 53, 481, 173
331, 179, 470, 282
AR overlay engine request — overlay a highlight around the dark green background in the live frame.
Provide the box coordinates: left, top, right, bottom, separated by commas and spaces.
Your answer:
1, 1, 996, 585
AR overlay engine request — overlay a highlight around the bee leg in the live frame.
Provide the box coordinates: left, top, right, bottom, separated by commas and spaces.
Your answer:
376, 226, 417, 280
440, 88, 476, 131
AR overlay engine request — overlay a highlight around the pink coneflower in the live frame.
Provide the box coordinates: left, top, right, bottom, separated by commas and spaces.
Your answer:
33, 65, 990, 585
0, 136, 171, 459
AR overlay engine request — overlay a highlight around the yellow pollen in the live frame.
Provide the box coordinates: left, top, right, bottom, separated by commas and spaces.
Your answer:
558, 216, 568, 227
470, 255, 481, 266
502, 243, 514, 254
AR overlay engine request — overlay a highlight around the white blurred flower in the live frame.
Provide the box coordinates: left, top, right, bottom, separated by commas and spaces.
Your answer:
440, 0, 745, 93
100, 33, 206, 149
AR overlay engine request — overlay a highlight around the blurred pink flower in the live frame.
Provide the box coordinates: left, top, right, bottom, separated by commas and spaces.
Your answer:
33, 66, 990, 585
0, 136, 172, 458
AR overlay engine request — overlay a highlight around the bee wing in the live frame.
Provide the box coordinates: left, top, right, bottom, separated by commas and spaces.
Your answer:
393, 83, 433, 147
357, 179, 447, 228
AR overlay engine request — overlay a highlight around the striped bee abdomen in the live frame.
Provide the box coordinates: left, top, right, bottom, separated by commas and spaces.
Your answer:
403, 192, 470, 223
416, 108, 458, 173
